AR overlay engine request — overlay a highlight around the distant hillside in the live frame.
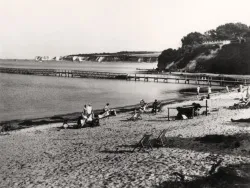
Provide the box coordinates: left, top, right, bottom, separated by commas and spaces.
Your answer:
158, 22, 250, 74
64, 51, 160, 63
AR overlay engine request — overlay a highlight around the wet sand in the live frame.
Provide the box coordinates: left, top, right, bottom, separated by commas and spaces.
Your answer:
0, 91, 250, 187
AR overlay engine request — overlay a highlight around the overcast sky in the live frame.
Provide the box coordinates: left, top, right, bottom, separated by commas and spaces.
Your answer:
0, 0, 250, 59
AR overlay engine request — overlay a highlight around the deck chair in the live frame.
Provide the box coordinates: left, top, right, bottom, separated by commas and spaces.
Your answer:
132, 134, 153, 152
128, 111, 142, 121
156, 129, 168, 146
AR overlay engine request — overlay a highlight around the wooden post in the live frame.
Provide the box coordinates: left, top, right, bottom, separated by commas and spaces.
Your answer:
206, 100, 208, 116
192, 107, 194, 119
168, 108, 170, 121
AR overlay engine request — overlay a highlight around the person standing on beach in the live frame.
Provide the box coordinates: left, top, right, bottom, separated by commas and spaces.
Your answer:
197, 86, 200, 99
207, 86, 212, 99
152, 99, 158, 114
246, 86, 250, 99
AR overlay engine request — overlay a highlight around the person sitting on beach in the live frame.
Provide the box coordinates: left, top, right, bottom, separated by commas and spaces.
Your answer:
81, 104, 89, 125
139, 103, 150, 113
86, 104, 93, 115
82, 105, 87, 117
230, 98, 250, 109
140, 99, 146, 107
83, 104, 93, 123
129, 109, 142, 121
104, 103, 109, 111
98, 103, 116, 119
104, 103, 116, 116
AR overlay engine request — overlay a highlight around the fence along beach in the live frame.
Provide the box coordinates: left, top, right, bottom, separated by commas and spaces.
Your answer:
1, 66, 250, 86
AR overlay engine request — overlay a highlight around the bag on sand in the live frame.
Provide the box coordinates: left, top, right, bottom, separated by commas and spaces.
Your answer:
181, 114, 188, 120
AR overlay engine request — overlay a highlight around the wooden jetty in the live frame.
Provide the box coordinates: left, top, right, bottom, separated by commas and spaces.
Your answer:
1, 67, 250, 86
0, 67, 127, 80
126, 73, 250, 86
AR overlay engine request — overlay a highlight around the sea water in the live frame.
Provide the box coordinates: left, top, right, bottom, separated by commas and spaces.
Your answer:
0, 60, 195, 121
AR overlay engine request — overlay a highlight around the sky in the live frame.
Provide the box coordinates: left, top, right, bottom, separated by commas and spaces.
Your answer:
0, 0, 250, 59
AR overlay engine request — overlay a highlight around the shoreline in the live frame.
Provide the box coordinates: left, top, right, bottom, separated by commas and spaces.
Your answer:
0, 88, 226, 132
0, 98, 190, 131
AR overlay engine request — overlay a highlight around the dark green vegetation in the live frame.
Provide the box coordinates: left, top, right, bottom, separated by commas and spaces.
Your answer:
158, 23, 250, 74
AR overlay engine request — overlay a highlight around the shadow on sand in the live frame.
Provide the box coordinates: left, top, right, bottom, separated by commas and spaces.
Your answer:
157, 163, 250, 188
151, 133, 250, 156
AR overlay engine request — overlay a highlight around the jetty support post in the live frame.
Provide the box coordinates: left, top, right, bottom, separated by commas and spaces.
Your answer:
205, 100, 208, 116
168, 108, 170, 121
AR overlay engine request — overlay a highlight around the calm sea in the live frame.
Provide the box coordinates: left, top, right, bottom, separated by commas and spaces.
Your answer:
0, 60, 195, 122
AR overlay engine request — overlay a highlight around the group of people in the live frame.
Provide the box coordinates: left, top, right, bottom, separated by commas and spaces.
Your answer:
129, 99, 161, 121
231, 85, 250, 122
230, 85, 250, 110
74, 103, 117, 128
139, 99, 160, 114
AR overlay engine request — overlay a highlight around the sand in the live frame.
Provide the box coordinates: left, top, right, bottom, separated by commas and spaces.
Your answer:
0, 91, 250, 188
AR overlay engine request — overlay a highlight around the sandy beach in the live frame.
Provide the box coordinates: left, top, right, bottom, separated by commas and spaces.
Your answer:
1, 91, 250, 188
